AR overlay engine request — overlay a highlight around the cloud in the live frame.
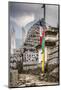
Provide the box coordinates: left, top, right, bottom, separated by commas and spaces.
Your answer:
9, 3, 59, 28
46, 5, 58, 27
10, 14, 35, 27
16, 14, 35, 27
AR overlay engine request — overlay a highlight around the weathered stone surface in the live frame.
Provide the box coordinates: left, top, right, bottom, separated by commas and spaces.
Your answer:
48, 64, 58, 73
48, 52, 58, 60
48, 67, 59, 82
9, 69, 18, 87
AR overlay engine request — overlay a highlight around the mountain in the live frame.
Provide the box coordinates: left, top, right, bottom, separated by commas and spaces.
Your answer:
10, 17, 46, 49
25, 18, 46, 32
10, 18, 25, 48
23, 18, 47, 50
24, 19, 38, 32
16, 39, 23, 48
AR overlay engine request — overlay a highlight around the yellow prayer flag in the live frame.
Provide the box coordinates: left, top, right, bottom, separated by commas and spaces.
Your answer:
41, 51, 45, 73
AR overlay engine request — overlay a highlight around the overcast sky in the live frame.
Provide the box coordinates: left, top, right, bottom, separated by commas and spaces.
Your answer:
9, 2, 59, 48
9, 2, 59, 28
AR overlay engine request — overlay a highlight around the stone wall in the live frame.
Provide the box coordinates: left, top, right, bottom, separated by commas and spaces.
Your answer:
47, 39, 59, 82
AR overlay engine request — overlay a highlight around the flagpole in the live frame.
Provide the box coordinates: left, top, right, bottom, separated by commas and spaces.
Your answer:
41, 35, 45, 73
41, 4, 45, 74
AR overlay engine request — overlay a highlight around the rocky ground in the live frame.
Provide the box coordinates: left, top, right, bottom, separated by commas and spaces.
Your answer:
16, 74, 58, 87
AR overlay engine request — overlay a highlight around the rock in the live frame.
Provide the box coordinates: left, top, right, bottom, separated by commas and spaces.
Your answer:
48, 64, 58, 72
9, 69, 18, 87
48, 67, 59, 82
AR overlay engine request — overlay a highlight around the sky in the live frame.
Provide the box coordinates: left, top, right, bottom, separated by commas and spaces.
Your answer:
9, 2, 59, 48
9, 2, 58, 27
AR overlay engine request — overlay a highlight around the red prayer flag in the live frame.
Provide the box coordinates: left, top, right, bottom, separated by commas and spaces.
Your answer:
40, 36, 42, 45
42, 31, 45, 37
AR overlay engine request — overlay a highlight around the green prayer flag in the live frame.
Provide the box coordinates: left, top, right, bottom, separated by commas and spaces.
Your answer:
42, 37, 45, 49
